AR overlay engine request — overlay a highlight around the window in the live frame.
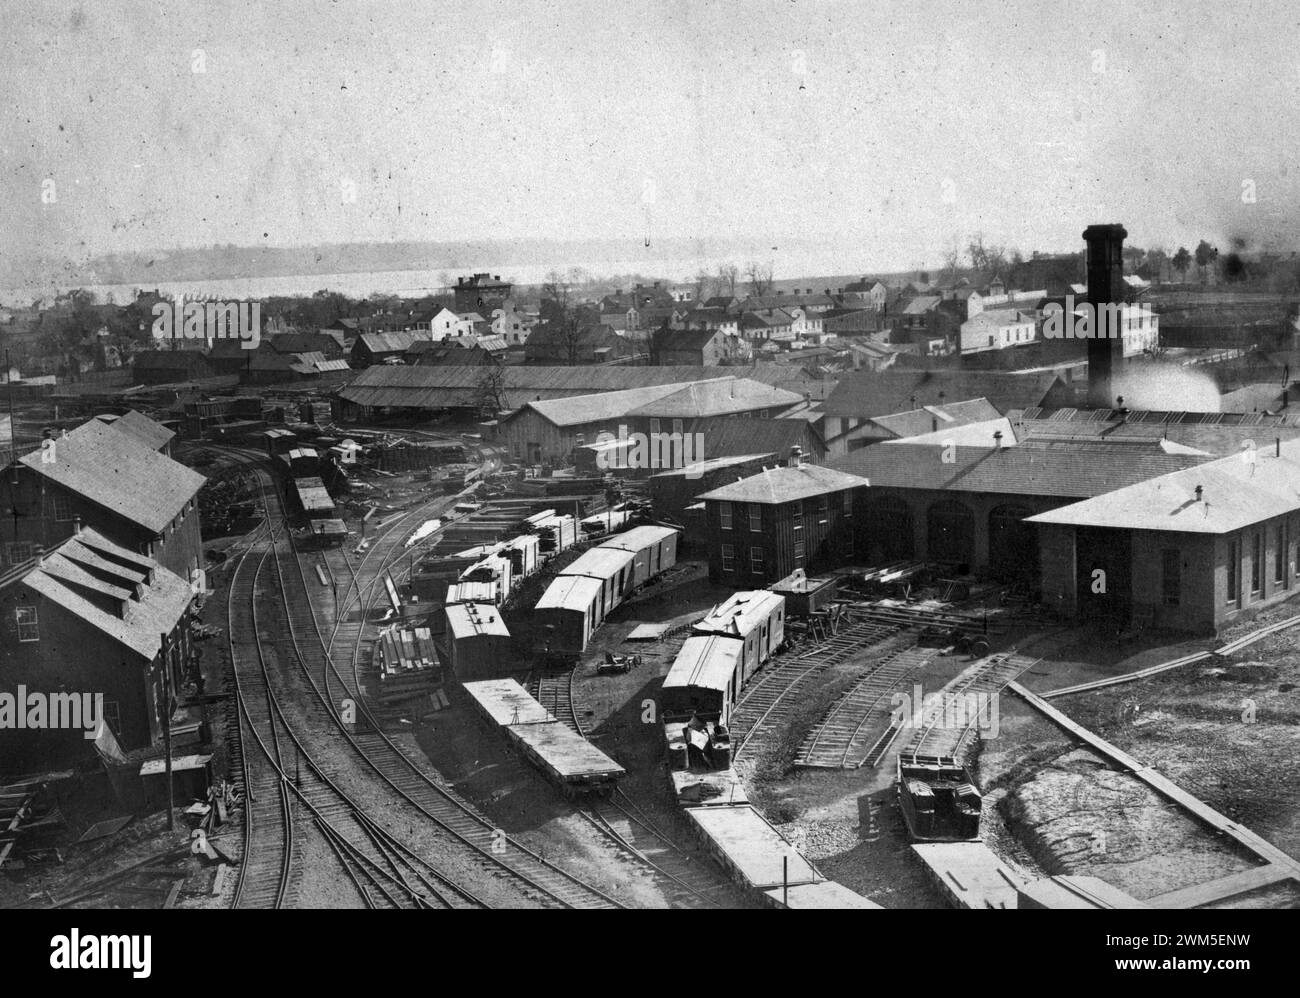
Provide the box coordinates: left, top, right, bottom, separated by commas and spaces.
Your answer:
6, 542, 35, 564
749, 505, 762, 532
649, 418, 661, 435
793, 537, 805, 562
1277, 523, 1287, 587
843, 491, 853, 516
1227, 539, 1240, 605
16, 606, 38, 642
1252, 532, 1263, 595
575, 433, 585, 446
1162, 549, 1181, 607
719, 502, 732, 530
750, 546, 764, 573
102, 699, 121, 737
721, 543, 735, 572
792, 499, 803, 530
51, 492, 73, 521
672, 419, 683, 435
817, 495, 829, 524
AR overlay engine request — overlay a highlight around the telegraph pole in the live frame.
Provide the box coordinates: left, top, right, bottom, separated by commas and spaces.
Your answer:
161, 631, 174, 831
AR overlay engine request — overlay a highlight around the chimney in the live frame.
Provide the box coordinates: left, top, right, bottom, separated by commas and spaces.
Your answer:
788, 445, 803, 467
1195, 484, 1204, 503
73, 516, 81, 536
1083, 223, 1128, 408
34, 545, 45, 566
994, 430, 1003, 449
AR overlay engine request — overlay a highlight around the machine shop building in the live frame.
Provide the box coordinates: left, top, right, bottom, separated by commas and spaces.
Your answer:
1027, 438, 1300, 634
827, 440, 1209, 580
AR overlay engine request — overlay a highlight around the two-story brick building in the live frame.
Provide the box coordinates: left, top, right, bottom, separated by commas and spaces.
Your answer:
696, 459, 869, 585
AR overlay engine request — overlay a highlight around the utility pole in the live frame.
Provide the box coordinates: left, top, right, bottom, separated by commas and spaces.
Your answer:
160, 631, 174, 831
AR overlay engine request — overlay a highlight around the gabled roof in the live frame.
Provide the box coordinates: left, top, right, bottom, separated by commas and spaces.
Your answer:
627, 379, 803, 418
869, 398, 1003, 439
358, 331, 418, 354
1026, 439, 1300, 534
101, 409, 175, 451
658, 327, 723, 351
19, 527, 192, 660
524, 383, 694, 426
827, 441, 1209, 499
703, 416, 823, 460
18, 419, 205, 533
902, 296, 942, 315
697, 463, 868, 504
822, 370, 1064, 419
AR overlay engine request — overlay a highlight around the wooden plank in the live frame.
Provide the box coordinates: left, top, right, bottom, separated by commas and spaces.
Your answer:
1146, 864, 1294, 909
1009, 681, 1300, 878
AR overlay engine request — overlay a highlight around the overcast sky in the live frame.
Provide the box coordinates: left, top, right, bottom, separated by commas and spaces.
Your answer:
5, 0, 1300, 272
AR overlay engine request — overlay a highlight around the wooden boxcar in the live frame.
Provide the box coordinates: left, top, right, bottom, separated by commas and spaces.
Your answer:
444, 602, 512, 681
692, 590, 785, 683
660, 634, 744, 725
533, 574, 605, 656
558, 546, 637, 617
597, 524, 679, 589
459, 553, 514, 604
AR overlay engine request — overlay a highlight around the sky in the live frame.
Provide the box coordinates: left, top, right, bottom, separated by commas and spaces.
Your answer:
5, 0, 1300, 274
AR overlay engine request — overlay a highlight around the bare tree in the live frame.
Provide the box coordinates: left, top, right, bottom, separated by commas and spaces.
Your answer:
745, 260, 775, 297
475, 365, 508, 415
716, 262, 740, 297
942, 246, 962, 280
692, 269, 713, 302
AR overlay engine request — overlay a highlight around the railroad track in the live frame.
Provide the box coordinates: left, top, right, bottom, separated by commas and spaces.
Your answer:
795, 645, 935, 769
267, 477, 625, 909
902, 652, 1041, 757
228, 520, 298, 910
533, 669, 581, 734
231, 477, 488, 909
732, 621, 903, 759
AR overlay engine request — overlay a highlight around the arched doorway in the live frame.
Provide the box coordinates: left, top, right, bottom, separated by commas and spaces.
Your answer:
927, 500, 975, 569
864, 495, 914, 562
988, 504, 1037, 581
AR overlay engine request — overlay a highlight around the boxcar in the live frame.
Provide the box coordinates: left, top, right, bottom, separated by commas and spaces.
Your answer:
445, 602, 512, 680
597, 524, 679, 589
660, 634, 744, 725
558, 546, 637, 617
534, 574, 605, 656
692, 590, 786, 683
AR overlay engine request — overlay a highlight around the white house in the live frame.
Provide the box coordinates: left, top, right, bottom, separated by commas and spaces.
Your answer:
960, 309, 1038, 354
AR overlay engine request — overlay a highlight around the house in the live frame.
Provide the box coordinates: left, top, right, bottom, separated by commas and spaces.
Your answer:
0, 417, 206, 581
655, 327, 733, 366
351, 331, 419, 367
524, 322, 638, 366
490, 303, 534, 345
828, 440, 1209, 581
740, 308, 796, 342
405, 341, 497, 367
453, 273, 512, 314
131, 350, 216, 384
841, 278, 889, 310
704, 415, 828, 463
1027, 438, 1300, 634
960, 309, 1038, 354
822, 308, 885, 337
265, 331, 346, 359
0, 526, 195, 766
696, 458, 870, 585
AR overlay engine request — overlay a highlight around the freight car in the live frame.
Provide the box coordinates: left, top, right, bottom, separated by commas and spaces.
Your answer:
462, 679, 624, 797
896, 753, 982, 842
531, 525, 681, 657
691, 590, 785, 685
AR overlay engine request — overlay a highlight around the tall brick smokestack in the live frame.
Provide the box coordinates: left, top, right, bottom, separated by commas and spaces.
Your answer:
1083, 223, 1127, 408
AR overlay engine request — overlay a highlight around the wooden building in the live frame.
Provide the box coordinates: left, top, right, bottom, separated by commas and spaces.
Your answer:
0, 528, 194, 768
444, 602, 512, 680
